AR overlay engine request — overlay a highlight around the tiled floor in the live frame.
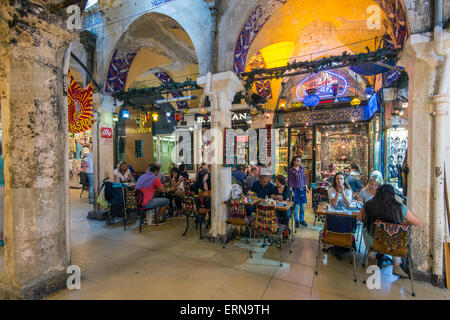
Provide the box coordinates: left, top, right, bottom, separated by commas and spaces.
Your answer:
6, 189, 450, 300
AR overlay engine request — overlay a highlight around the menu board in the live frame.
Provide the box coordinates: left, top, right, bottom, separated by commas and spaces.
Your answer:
259, 129, 268, 165
224, 128, 236, 166
177, 130, 193, 169
249, 129, 258, 165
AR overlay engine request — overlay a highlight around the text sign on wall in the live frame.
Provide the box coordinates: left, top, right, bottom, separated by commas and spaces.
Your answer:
101, 127, 113, 139
151, 0, 174, 7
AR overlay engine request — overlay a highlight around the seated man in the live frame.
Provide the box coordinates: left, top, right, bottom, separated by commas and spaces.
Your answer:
136, 164, 170, 225
232, 164, 246, 186
248, 175, 274, 215
245, 167, 258, 191
251, 175, 274, 199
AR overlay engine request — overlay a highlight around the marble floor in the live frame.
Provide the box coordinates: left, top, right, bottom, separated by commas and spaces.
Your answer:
39, 189, 449, 300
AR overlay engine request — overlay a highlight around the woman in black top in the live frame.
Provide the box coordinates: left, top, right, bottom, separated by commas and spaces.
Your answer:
270, 175, 291, 226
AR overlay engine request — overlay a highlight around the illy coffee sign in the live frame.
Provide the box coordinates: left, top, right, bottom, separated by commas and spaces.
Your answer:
101, 127, 113, 139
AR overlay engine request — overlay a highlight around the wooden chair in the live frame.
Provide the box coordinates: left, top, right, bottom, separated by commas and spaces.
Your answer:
362, 220, 415, 296
223, 198, 252, 251
253, 204, 292, 266
315, 213, 357, 282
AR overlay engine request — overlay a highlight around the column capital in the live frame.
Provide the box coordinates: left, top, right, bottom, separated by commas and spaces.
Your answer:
197, 71, 244, 101
432, 94, 449, 116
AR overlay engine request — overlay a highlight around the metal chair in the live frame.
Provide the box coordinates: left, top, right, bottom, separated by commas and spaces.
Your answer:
79, 171, 90, 198
253, 204, 292, 266
312, 187, 328, 226
181, 191, 200, 238
362, 220, 415, 297
315, 213, 357, 282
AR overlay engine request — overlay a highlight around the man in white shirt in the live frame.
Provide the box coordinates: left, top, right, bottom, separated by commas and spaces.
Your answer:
86, 152, 94, 204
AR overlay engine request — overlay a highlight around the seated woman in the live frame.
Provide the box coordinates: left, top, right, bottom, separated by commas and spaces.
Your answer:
114, 161, 134, 183
357, 184, 422, 278
167, 167, 184, 216
194, 170, 211, 210
358, 171, 383, 205
327, 172, 353, 207
270, 175, 291, 226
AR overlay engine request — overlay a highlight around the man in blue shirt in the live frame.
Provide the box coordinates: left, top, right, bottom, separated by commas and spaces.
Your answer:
251, 175, 274, 199
232, 164, 246, 185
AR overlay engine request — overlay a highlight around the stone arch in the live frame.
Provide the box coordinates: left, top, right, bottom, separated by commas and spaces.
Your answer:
102, 1, 211, 95
232, 0, 410, 74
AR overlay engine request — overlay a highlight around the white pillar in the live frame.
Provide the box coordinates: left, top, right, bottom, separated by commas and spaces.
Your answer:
197, 72, 243, 238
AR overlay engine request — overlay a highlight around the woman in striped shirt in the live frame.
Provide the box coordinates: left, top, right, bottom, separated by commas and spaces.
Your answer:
288, 156, 310, 227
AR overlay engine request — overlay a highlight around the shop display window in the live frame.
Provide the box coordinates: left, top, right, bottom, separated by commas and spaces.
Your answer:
316, 124, 369, 183
386, 128, 408, 194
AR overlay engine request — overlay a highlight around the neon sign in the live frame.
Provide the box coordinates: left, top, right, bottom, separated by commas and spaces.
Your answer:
296, 71, 348, 101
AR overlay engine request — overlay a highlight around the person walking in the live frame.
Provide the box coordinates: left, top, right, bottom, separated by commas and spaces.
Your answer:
86, 150, 94, 204
288, 156, 310, 228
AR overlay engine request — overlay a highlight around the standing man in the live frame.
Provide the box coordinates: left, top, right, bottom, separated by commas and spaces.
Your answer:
86, 150, 94, 204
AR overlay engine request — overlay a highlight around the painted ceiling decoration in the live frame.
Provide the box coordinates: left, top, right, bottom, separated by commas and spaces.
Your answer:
104, 49, 137, 94
233, 0, 409, 74
248, 52, 273, 100
154, 72, 189, 109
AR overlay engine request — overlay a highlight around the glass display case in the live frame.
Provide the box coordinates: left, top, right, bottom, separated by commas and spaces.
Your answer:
386, 128, 408, 194
275, 128, 289, 176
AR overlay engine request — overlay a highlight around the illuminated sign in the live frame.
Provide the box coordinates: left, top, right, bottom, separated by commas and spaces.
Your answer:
296, 71, 349, 101
127, 128, 152, 134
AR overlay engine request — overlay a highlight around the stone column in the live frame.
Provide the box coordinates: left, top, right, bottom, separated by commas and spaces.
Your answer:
0, 3, 77, 299
399, 34, 450, 283
197, 72, 243, 238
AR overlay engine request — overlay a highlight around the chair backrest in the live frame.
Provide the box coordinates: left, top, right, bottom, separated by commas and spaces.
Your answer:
135, 189, 145, 209
373, 220, 409, 257
255, 204, 279, 234
227, 199, 247, 225
322, 213, 354, 247
79, 171, 89, 185
183, 191, 197, 212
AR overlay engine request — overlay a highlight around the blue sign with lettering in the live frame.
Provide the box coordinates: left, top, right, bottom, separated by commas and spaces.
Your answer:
151, 0, 173, 7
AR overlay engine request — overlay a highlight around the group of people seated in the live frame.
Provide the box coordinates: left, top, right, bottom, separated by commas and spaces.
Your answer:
111, 160, 211, 226
319, 162, 422, 278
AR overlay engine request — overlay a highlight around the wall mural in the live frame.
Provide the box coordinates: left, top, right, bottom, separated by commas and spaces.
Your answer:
154, 72, 189, 109
233, 0, 409, 74
104, 49, 137, 94
248, 52, 273, 100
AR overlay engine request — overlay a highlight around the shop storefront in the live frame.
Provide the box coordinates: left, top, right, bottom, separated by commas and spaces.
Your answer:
273, 69, 380, 185
69, 130, 93, 188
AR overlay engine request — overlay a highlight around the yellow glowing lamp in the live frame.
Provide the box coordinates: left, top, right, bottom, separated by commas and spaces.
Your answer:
152, 112, 159, 122
279, 98, 287, 109
351, 96, 361, 107
184, 108, 190, 114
